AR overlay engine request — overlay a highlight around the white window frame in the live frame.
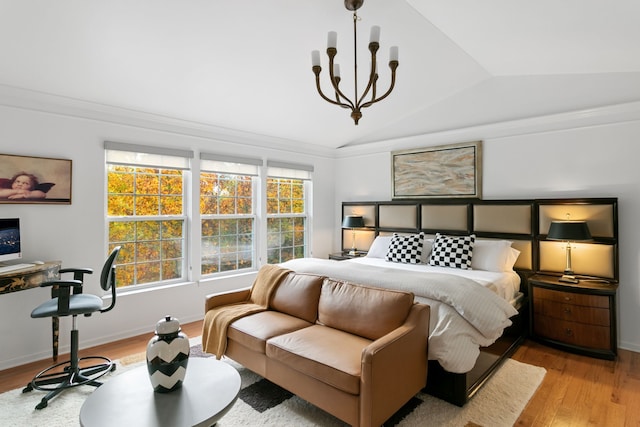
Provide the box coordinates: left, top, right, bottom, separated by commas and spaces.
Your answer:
199, 153, 262, 277
265, 161, 313, 263
105, 141, 193, 291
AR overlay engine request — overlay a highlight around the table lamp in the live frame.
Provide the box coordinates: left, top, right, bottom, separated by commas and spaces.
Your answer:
342, 215, 365, 256
547, 220, 592, 283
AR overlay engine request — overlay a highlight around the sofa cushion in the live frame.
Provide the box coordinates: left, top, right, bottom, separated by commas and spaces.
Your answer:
266, 325, 372, 395
317, 279, 414, 340
228, 311, 312, 353
270, 273, 324, 323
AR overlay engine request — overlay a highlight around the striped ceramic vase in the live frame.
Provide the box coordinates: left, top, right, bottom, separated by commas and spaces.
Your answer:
146, 316, 190, 393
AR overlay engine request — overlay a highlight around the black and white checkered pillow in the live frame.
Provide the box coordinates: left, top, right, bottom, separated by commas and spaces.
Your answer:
385, 233, 424, 264
428, 233, 476, 269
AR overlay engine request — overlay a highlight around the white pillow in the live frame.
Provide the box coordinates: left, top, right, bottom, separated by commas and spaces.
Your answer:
504, 247, 521, 271
420, 238, 434, 264
471, 239, 515, 272
366, 235, 393, 259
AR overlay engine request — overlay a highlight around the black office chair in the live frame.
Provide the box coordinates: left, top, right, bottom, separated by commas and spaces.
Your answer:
22, 246, 121, 409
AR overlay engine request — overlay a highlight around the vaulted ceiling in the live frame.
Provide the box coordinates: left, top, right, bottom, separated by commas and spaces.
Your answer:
1, 0, 639, 152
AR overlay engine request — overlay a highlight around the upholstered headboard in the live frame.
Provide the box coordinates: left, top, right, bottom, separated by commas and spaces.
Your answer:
342, 198, 619, 283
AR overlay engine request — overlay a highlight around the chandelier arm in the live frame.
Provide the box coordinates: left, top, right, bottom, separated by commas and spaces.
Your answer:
313, 69, 354, 109
361, 61, 398, 108
355, 41, 379, 108
327, 48, 356, 109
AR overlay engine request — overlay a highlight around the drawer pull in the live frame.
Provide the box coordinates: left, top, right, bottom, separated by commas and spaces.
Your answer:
563, 308, 572, 315
564, 296, 572, 302
565, 328, 574, 336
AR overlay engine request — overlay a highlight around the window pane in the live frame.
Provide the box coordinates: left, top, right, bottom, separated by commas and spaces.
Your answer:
266, 177, 307, 263
162, 220, 183, 239
267, 248, 280, 264
202, 219, 219, 237
279, 180, 292, 198
162, 259, 182, 280
162, 239, 182, 259
137, 196, 159, 215
115, 264, 135, 289
200, 218, 254, 275
160, 196, 183, 215
137, 261, 161, 283
136, 173, 159, 194
279, 199, 292, 214
108, 171, 134, 194
137, 241, 160, 262
266, 180, 279, 214
108, 195, 134, 216
237, 197, 252, 214
200, 172, 255, 276
161, 174, 182, 195
109, 221, 135, 242
136, 221, 160, 240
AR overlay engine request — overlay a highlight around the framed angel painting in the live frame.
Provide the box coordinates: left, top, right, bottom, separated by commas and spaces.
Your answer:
0, 154, 72, 204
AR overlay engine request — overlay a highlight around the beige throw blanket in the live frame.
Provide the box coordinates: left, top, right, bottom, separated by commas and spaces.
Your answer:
202, 264, 292, 359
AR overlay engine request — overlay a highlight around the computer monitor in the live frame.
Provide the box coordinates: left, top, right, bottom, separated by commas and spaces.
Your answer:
0, 218, 22, 263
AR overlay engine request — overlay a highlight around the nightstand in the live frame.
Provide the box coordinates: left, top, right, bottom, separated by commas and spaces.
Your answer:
328, 252, 366, 261
528, 274, 618, 360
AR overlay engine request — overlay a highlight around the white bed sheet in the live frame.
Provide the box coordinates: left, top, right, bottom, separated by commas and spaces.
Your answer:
281, 257, 521, 373
348, 257, 521, 303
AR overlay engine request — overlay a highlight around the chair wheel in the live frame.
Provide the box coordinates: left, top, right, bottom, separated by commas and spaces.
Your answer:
35, 399, 48, 410
110, 364, 116, 372
22, 384, 33, 393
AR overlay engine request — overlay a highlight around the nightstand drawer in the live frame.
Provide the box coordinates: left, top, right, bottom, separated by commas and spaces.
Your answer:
532, 298, 610, 326
532, 287, 609, 308
533, 315, 611, 349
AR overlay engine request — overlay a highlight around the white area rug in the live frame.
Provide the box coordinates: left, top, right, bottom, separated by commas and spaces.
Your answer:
1, 338, 545, 427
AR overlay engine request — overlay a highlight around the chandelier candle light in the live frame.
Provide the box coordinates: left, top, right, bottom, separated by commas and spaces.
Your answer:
311, 0, 399, 125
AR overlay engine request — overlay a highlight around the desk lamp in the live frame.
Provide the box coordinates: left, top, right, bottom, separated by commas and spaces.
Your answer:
342, 215, 365, 256
547, 220, 592, 283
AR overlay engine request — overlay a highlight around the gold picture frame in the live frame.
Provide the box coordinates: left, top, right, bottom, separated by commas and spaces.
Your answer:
0, 153, 72, 204
391, 141, 482, 199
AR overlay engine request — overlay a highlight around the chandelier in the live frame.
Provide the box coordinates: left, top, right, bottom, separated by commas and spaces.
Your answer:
311, 0, 399, 125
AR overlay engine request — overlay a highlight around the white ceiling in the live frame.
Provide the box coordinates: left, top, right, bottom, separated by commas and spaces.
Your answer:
1, 0, 639, 152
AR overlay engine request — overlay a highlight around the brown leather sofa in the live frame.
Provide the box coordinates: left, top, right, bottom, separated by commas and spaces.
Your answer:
204, 271, 430, 427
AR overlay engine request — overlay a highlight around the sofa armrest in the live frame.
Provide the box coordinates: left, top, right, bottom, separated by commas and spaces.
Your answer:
204, 287, 251, 312
360, 303, 430, 427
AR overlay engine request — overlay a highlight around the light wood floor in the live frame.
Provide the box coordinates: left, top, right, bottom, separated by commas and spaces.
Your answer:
2, 320, 639, 426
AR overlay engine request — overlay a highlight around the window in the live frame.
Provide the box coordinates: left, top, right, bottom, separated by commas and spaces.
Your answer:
266, 161, 313, 264
105, 142, 193, 289
105, 142, 313, 288
200, 154, 261, 275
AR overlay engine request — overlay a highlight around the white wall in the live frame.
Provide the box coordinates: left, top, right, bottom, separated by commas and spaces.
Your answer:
2, 95, 639, 370
334, 120, 640, 354
0, 104, 335, 370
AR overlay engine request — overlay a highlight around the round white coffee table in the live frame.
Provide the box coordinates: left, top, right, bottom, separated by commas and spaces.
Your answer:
79, 357, 240, 427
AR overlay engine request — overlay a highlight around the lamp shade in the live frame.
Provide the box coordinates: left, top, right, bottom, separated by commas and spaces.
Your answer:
342, 215, 365, 228
547, 221, 592, 241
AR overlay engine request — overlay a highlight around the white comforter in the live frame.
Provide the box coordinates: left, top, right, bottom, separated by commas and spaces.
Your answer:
280, 257, 519, 373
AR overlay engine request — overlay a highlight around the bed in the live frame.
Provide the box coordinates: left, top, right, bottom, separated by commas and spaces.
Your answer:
284, 198, 619, 406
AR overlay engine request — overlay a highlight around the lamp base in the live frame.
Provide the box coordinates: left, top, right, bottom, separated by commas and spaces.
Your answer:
559, 274, 579, 284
